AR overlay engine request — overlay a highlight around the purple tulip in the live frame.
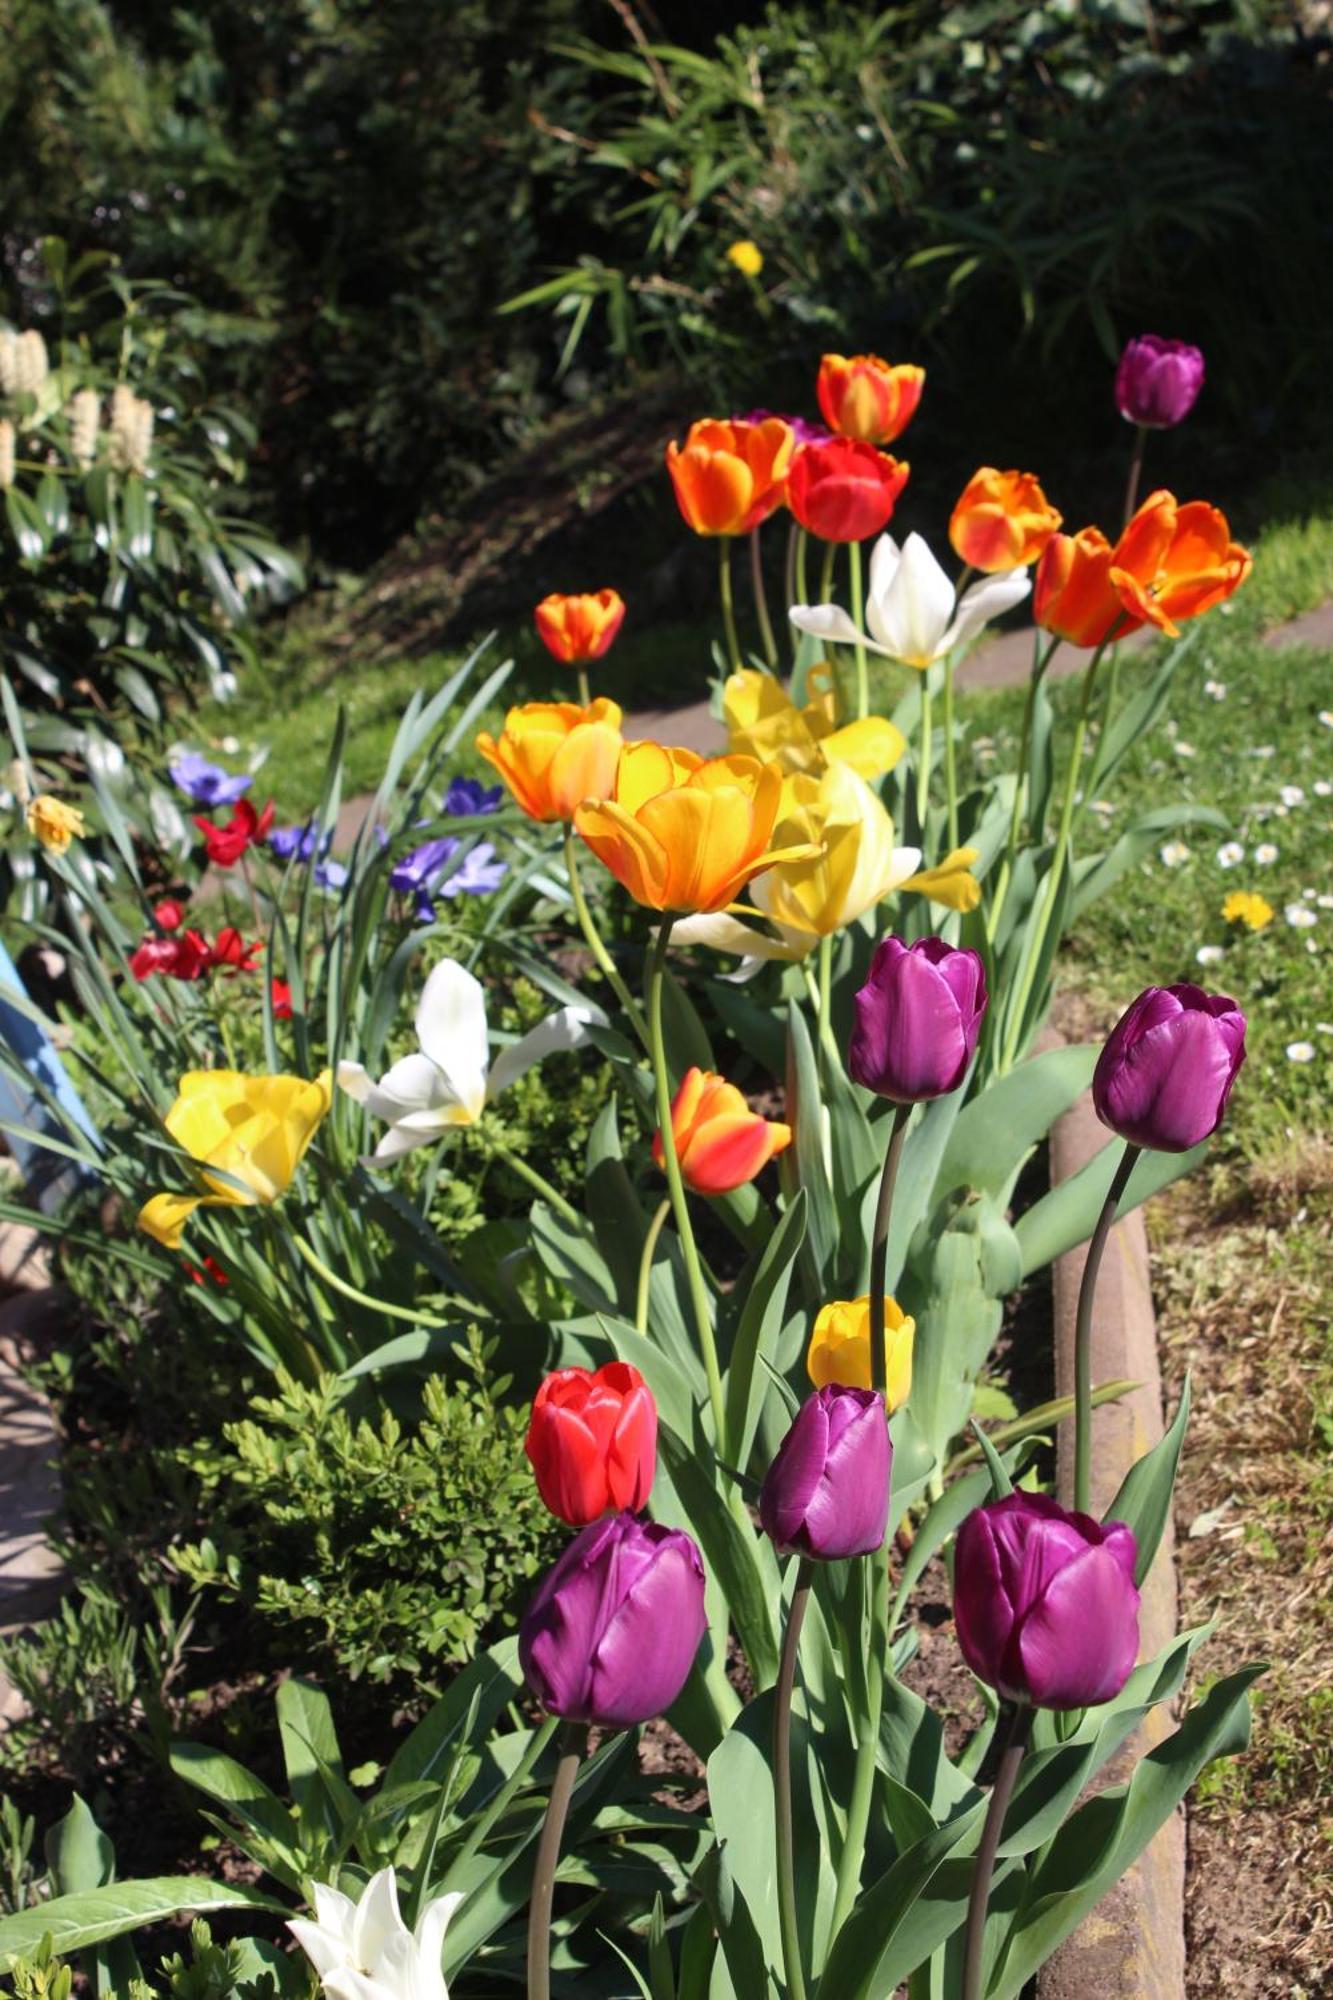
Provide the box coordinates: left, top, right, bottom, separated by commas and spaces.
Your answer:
169, 751, 252, 808
738, 407, 831, 448
1114, 336, 1205, 430
954, 1492, 1140, 1710
759, 1386, 890, 1561
1093, 983, 1246, 1153
520, 1512, 707, 1729
849, 936, 987, 1103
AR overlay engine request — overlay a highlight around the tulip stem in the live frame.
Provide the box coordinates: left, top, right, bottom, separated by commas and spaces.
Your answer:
1074, 1140, 1140, 1513
486, 1134, 583, 1229
986, 635, 1060, 946
916, 673, 933, 834
848, 537, 869, 720
635, 1197, 672, 1334
795, 526, 810, 615
832, 1543, 889, 1935
869, 1104, 912, 1399
942, 651, 960, 852
577, 666, 591, 708
563, 829, 650, 1049
719, 536, 743, 671
961, 1704, 1033, 2000
1123, 423, 1148, 529
785, 522, 800, 663
775, 1557, 813, 2000
526, 1723, 585, 2000
647, 919, 728, 1450
293, 1234, 449, 1328
750, 524, 779, 668
447, 1714, 559, 1887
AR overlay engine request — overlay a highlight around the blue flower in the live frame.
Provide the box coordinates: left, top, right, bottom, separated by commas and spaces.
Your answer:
269, 820, 320, 861
438, 841, 507, 899
390, 837, 458, 896
391, 835, 507, 922
169, 752, 253, 808
445, 776, 503, 817
315, 858, 350, 892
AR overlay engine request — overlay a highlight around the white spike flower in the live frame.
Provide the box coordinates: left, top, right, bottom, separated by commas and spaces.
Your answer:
289, 1866, 460, 2000
338, 957, 602, 1163
790, 531, 1030, 670
0, 420, 14, 492
68, 388, 101, 468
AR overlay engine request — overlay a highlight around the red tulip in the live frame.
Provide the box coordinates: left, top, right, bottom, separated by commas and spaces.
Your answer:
785, 438, 909, 543
525, 1362, 657, 1526
154, 897, 186, 931
270, 978, 294, 1019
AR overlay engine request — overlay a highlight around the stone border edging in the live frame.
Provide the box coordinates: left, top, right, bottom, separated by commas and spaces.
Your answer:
1036, 1087, 1186, 2000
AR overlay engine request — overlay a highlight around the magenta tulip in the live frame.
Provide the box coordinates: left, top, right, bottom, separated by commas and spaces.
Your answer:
954, 1492, 1140, 1710
519, 1512, 706, 1729
1093, 983, 1246, 1153
759, 1386, 891, 1561
1114, 335, 1205, 430
850, 935, 987, 1103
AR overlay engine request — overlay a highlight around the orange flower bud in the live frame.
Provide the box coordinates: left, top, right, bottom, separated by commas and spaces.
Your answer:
949, 468, 1062, 572
476, 699, 624, 823
574, 742, 815, 913
816, 354, 924, 446
534, 589, 626, 665
1109, 491, 1251, 639
652, 1066, 792, 1195
665, 417, 794, 537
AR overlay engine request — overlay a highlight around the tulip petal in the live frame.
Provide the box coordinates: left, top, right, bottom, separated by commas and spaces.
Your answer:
873, 532, 955, 665
788, 602, 884, 654
670, 910, 804, 960
137, 1190, 203, 1250
414, 959, 490, 1116
487, 1003, 603, 1103
1015, 1543, 1140, 1708
944, 568, 1031, 653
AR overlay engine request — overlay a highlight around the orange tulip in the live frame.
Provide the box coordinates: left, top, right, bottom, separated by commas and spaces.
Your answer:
1034, 528, 1139, 649
665, 417, 794, 536
476, 699, 624, 823
1109, 491, 1251, 638
652, 1066, 791, 1195
816, 354, 924, 446
535, 590, 626, 664
949, 468, 1062, 572
574, 742, 814, 913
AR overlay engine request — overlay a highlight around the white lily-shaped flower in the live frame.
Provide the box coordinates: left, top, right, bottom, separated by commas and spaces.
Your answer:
338, 958, 602, 1163
789, 531, 1030, 669
288, 1865, 459, 2000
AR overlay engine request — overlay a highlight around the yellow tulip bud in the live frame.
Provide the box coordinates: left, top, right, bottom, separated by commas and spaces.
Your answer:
807, 1295, 915, 1413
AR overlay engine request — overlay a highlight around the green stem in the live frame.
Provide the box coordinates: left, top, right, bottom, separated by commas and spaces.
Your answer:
869, 1104, 912, 1395
1073, 1142, 1140, 1513
487, 1134, 581, 1228
785, 521, 800, 664
942, 650, 959, 852
526, 1725, 584, 2000
961, 1706, 1032, 2000
577, 666, 591, 708
819, 538, 836, 606
831, 1544, 888, 1933
563, 829, 649, 1048
647, 919, 727, 1447
916, 674, 933, 834
1123, 423, 1148, 529
719, 536, 742, 671
447, 1714, 558, 1884
294, 1234, 447, 1327
774, 1558, 813, 2000
635, 1197, 671, 1334
849, 537, 869, 720
795, 526, 810, 613
986, 636, 1060, 945
750, 524, 778, 668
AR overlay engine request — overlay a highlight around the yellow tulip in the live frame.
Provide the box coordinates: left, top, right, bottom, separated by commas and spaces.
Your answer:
807, 1295, 915, 1413
26, 794, 86, 854
902, 846, 982, 914
138, 1069, 332, 1250
748, 763, 919, 954
574, 743, 815, 914
476, 699, 624, 823
722, 667, 905, 783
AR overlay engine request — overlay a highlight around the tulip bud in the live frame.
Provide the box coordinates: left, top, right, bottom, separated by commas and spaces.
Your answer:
759, 1385, 891, 1561
850, 935, 987, 1103
1115, 335, 1205, 430
534, 590, 626, 666
816, 354, 924, 447
949, 467, 1062, 572
475, 698, 624, 823
652, 1066, 792, 1194
1093, 983, 1246, 1153
525, 1362, 657, 1526
954, 1491, 1140, 1709
785, 437, 909, 544
806, 1296, 914, 1412
520, 1513, 707, 1728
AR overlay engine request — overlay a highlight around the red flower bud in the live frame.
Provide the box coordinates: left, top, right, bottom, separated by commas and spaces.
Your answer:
525, 1362, 657, 1525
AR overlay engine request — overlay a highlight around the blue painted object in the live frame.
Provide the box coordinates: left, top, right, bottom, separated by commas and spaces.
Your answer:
0, 940, 99, 1212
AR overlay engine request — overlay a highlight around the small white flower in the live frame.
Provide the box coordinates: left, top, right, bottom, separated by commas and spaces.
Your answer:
221, 734, 241, 754
1307, 937, 1320, 955
1316, 1022, 1333, 1036
1304, 887, 1318, 901
1089, 798, 1115, 819
1285, 1042, 1316, 1064
1203, 679, 1227, 701
289, 1866, 459, 2000
1280, 785, 1306, 808
1254, 843, 1279, 865
1216, 842, 1244, 869
1314, 779, 1332, 797
1319, 894, 1333, 910
1173, 740, 1197, 759
1285, 904, 1318, 929
1251, 745, 1276, 759
1159, 840, 1191, 868
1319, 710, 1333, 728
1196, 945, 1225, 965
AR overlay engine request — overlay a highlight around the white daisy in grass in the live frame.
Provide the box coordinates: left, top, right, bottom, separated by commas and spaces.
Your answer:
1196, 945, 1225, 966
1319, 710, 1333, 728
1250, 744, 1276, 759
1314, 779, 1332, 797
1159, 840, 1191, 868
1319, 894, 1333, 910
1286, 1042, 1316, 1064
1173, 741, 1197, 759
1254, 843, 1279, 865
1285, 904, 1318, 929
1280, 785, 1306, 808
1216, 842, 1244, 869
1203, 679, 1227, 700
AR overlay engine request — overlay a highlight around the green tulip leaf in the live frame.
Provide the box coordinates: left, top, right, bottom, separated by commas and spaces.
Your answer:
0, 1881, 287, 1967
724, 1189, 807, 1474
1104, 1373, 1192, 1585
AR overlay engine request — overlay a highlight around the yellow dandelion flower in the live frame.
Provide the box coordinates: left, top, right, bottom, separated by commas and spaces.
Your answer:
726, 239, 764, 278
1222, 890, 1273, 931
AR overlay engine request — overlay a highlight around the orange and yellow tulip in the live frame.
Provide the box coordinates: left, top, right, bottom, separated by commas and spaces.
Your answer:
1034, 527, 1133, 649
1109, 490, 1251, 638
652, 1066, 792, 1195
574, 742, 814, 913
806, 1295, 915, 1413
476, 699, 624, 823
816, 354, 924, 446
534, 590, 626, 664
949, 468, 1062, 572
665, 417, 794, 537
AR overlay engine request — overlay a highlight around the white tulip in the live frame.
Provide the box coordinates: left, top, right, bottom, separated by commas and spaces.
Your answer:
789, 532, 1029, 669
338, 958, 601, 1163
289, 1866, 460, 2000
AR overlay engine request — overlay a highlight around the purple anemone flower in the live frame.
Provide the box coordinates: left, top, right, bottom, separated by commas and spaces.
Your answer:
169, 752, 253, 808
